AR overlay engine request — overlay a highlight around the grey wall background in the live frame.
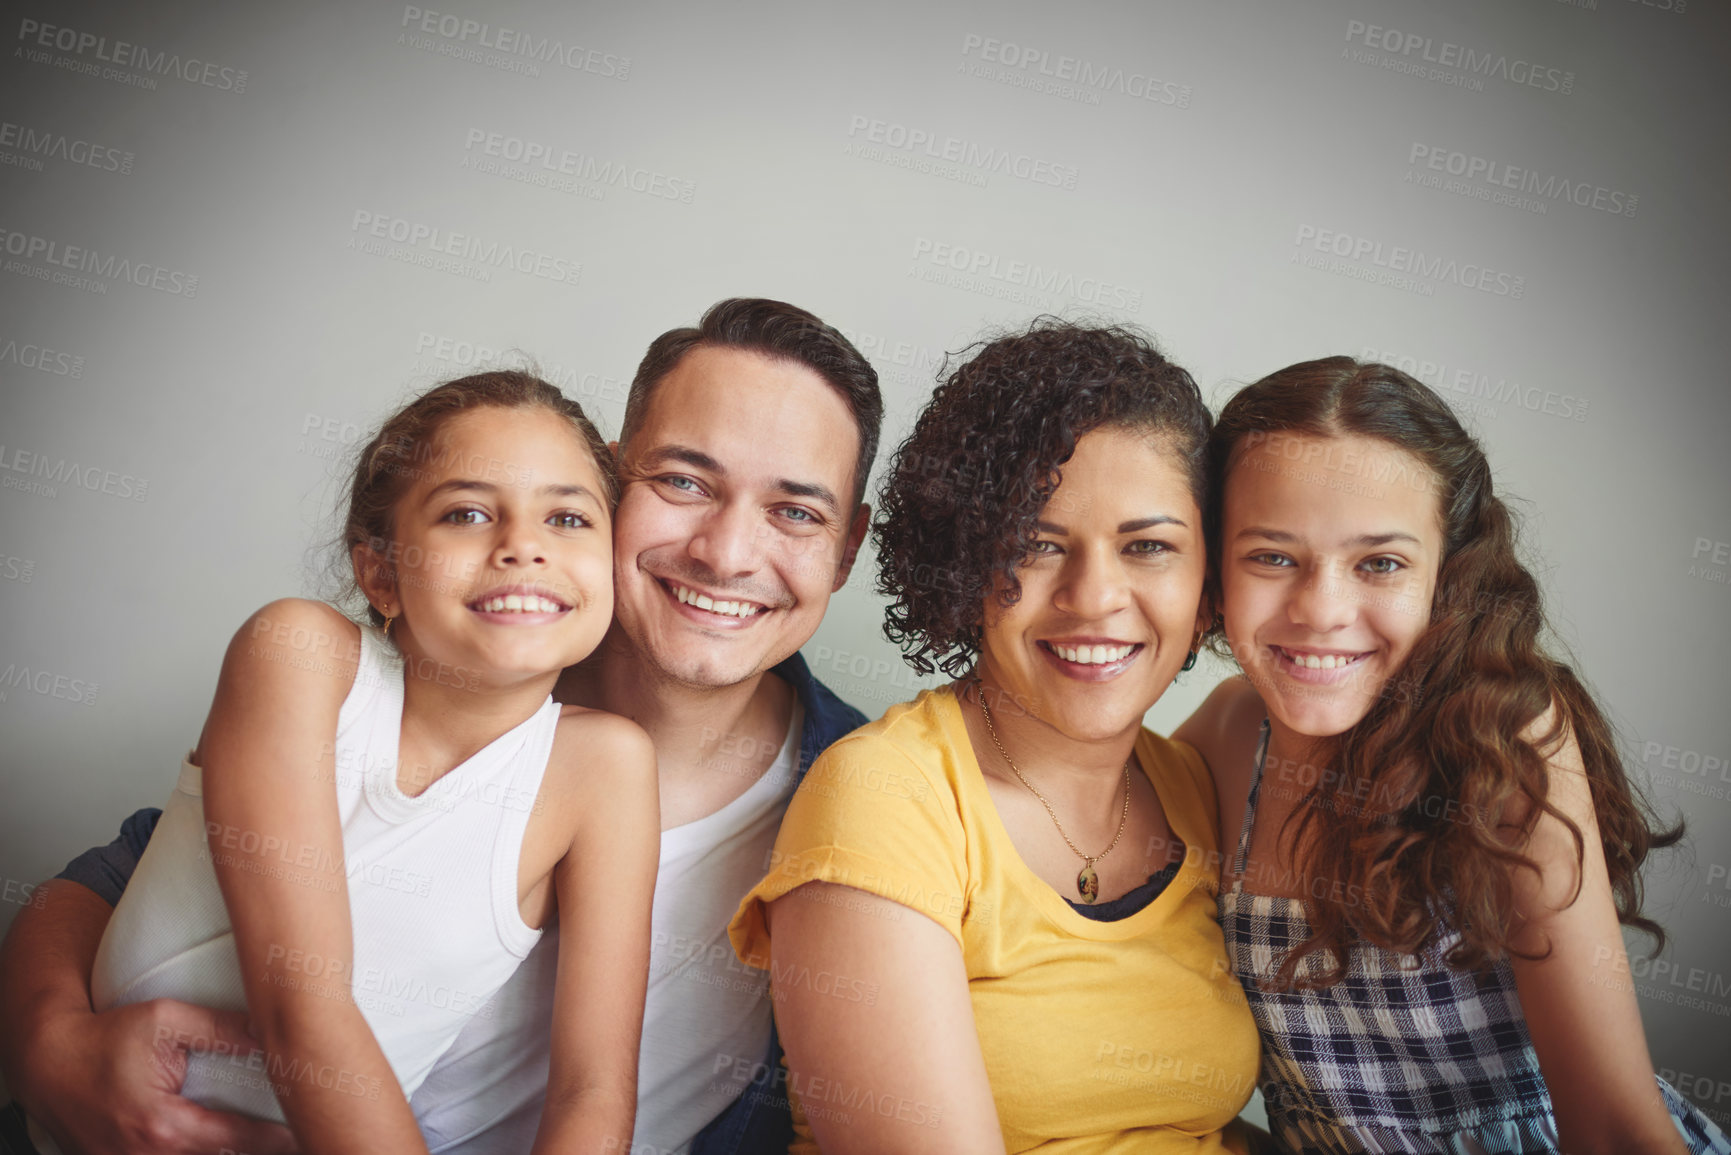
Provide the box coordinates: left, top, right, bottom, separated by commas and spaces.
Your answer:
2, 0, 1727, 1121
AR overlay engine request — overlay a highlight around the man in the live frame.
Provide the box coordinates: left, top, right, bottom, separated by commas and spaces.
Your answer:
0, 298, 884, 1155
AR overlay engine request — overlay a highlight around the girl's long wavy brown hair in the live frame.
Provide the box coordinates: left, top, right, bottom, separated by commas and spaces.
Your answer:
1208, 357, 1681, 987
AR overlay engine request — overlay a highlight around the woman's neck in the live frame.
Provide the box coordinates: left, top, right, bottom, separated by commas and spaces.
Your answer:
962, 675, 1140, 792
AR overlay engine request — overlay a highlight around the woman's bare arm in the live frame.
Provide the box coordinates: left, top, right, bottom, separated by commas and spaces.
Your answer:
765, 882, 1004, 1154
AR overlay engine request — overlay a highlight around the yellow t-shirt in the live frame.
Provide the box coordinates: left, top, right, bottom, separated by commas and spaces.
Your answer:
729, 686, 1260, 1154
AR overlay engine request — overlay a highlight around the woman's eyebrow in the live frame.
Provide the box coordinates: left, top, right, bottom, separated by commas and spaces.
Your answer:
1118, 515, 1187, 532
1034, 515, 1188, 535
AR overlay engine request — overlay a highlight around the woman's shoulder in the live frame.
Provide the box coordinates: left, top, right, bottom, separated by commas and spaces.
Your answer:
1171, 676, 1263, 756
790, 688, 972, 836
1137, 725, 1210, 783
818, 686, 962, 759
809, 687, 969, 787
1156, 677, 1269, 856
1136, 726, 1220, 836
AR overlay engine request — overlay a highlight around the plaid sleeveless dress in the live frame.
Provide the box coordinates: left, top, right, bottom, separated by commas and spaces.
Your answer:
1218, 721, 1731, 1154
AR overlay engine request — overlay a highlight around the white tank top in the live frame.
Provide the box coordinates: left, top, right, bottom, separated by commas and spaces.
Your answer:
90, 621, 562, 1122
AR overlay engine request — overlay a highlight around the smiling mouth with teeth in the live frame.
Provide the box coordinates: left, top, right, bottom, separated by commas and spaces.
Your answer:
667, 581, 765, 619
1045, 642, 1141, 666
470, 593, 570, 614
1274, 646, 1368, 671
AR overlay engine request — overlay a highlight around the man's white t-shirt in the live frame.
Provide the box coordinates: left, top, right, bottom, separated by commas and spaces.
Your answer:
413, 703, 804, 1155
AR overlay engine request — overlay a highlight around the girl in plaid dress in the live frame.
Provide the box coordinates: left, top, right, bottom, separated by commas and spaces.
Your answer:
1176, 358, 1729, 1155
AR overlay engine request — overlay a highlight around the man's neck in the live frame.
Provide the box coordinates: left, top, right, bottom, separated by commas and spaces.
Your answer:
558, 628, 799, 831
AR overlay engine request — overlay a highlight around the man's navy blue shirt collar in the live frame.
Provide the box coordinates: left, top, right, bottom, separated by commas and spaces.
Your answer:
772, 650, 868, 778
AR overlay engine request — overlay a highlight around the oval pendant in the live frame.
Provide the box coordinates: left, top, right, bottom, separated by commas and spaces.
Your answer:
1077, 863, 1099, 904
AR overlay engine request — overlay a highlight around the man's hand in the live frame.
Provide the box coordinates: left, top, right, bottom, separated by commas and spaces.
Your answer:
23, 999, 298, 1155
1, 879, 297, 1155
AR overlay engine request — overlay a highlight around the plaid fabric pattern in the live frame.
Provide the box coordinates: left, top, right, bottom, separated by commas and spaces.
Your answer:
1220, 721, 1731, 1155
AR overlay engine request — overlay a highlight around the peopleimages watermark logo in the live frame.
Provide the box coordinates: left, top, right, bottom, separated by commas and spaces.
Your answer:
1358, 346, 1588, 424
347, 211, 580, 287
1291, 225, 1527, 300
461, 128, 695, 204
15, 17, 248, 93
957, 34, 1192, 109
397, 7, 629, 80
1687, 538, 1730, 592
1407, 143, 1638, 219
833, 326, 947, 391
844, 115, 1079, 191
0, 334, 84, 378
908, 237, 1144, 311
0, 228, 198, 297
0, 663, 98, 707
412, 331, 629, 406
0, 120, 134, 176
1341, 19, 1574, 96
0, 443, 149, 502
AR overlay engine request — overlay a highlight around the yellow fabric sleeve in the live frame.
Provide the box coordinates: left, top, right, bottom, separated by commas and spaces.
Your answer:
731, 728, 970, 969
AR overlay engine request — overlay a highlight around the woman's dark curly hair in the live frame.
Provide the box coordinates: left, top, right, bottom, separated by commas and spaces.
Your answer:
875, 318, 1211, 678
1208, 357, 1681, 988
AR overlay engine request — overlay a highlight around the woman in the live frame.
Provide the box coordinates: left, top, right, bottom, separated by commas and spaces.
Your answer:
1175, 357, 1728, 1154
729, 320, 1261, 1153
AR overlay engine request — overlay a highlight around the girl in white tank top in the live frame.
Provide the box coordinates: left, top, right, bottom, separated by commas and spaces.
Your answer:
89, 373, 659, 1155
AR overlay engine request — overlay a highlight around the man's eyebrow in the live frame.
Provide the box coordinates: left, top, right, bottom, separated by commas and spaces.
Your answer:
423, 479, 601, 504
775, 479, 841, 517
634, 445, 841, 517
635, 445, 724, 474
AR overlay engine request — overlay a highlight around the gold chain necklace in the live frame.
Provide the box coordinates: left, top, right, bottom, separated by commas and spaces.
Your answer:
977, 690, 1130, 905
